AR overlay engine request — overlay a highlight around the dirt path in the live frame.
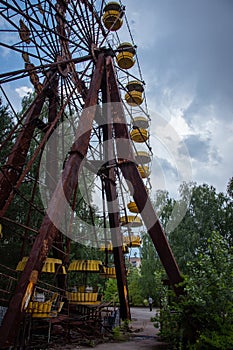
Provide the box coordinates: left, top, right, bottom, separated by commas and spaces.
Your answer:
80, 307, 167, 350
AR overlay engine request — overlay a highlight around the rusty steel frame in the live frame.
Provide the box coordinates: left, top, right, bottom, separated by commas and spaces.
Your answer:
105, 57, 183, 289
0, 53, 105, 348
0, 51, 183, 347
101, 66, 130, 320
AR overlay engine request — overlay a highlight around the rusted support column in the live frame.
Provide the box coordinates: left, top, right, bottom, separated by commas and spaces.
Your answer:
101, 66, 131, 320
0, 53, 105, 348
46, 75, 67, 290
105, 57, 183, 290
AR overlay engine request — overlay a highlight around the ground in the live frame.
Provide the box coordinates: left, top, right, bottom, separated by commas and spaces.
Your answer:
48, 307, 168, 350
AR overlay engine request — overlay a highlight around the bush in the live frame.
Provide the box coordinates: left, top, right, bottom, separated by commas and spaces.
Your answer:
154, 232, 233, 349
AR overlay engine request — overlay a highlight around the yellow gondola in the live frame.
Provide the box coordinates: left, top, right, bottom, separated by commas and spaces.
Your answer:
120, 215, 143, 227
130, 128, 148, 143
100, 266, 117, 279
99, 241, 129, 254
137, 165, 150, 178
16, 257, 66, 274
67, 260, 103, 305
125, 81, 144, 106
68, 260, 102, 272
123, 235, 141, 247
66, 291, 100, 305
135, 151, 151, 164
116, 42, 136, 69
132, 116, 149, 129
102, 2, 123, 31
26, 292, 64, 318
127, 201, 139, 213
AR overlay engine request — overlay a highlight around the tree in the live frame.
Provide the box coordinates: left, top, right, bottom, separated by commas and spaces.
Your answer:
127, 267, 143, 306
169, 183, 233, 273
155, 231, 233, 349
103, 278, 119, 303
0, 98, 15, 163
140, 232, 163, 304
227, 177, 233, 198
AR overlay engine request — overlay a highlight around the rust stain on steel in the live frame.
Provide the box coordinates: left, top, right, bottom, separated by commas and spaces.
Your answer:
106, 56, 183, 290
101, 67, 131, 320
0, 53, 105, 348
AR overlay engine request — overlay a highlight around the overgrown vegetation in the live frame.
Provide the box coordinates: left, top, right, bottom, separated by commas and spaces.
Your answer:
154, 231, 233, 349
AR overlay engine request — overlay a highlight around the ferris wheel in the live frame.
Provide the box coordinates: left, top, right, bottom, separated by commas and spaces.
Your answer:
0, 1, 182, 346
0, 0, 152, 242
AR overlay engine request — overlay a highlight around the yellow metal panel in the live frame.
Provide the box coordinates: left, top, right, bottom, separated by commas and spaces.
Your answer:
102, 10, 123, 31
127, 201, 139, 213
120, 215, 143, 227
116, 52, 135, 69
130, 128, 148, 143
125, 91, 143, 106
137, 165, 150, 178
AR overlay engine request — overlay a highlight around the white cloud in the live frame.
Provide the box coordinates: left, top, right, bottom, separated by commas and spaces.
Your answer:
15, 86, 33, 98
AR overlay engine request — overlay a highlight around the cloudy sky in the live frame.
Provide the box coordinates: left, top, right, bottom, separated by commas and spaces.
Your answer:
0, 0, 232, 201
124, 0, 233, 198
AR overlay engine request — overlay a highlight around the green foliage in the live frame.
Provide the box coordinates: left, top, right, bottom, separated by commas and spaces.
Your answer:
154, 231, 233, 349
112, 319, 131, 341
140, 232, 162, 303
0, 98, 15, 163
103, 278, 119, 303
168, 183, 233, 273
127, 267, 143, 305
227, 177, 233, 198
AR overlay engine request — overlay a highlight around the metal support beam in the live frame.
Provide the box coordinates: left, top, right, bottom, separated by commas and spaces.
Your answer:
0, 53, 105, 348
105, 57, 183, 291
46, 75, 66, 290
101, 66, 130, 320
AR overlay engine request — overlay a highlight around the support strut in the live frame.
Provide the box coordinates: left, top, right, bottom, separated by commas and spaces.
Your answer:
101, 66, 130, 320
105, 56, 183, 290
0, 53, 105, 348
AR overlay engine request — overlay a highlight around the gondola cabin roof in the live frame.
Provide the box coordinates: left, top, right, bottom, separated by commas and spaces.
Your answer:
16, 257, 66, 274
68, 260, 102, 272
120, 215, 143, 227
127, 201, 139, 213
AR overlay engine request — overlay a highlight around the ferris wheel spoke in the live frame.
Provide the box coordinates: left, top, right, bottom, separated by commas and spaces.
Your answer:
0, 40, 51, 67
25, 1, 59, 57
46, 0, 91, 53
78, 0, 95, 45
61, 75, 84, 113
95, 0, 106, 46
4, 0, 57, 59
88, 0, 96, 44
70, 0, 92, 46
66, 0, 94, 49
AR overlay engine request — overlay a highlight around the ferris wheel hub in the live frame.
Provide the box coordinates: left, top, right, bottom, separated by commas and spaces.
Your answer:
56, 55, 69, 77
